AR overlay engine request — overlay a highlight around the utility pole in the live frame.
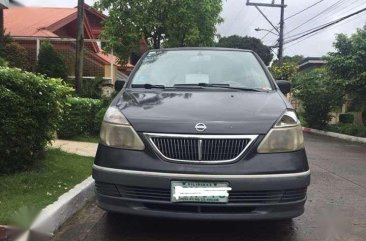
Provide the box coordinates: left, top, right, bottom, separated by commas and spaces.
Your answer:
278, 0, 285, 63
0, 9, 4, 46
75, 0, 84, 94
246, 0, 287, 64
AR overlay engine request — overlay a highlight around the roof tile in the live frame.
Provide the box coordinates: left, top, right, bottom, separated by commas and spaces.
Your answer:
4, 7, 76, 37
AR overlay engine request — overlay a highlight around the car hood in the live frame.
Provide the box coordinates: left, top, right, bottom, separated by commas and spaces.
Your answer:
115, 90, 288, 134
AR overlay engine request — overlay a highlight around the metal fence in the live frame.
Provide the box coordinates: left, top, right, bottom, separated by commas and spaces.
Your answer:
11, 37, 128, 83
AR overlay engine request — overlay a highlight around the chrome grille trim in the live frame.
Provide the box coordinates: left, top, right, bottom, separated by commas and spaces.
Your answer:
144, 133, 258, 164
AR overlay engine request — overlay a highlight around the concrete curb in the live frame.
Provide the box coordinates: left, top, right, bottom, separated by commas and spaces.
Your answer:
29, 176, 95, 236
302, 127, 366, 144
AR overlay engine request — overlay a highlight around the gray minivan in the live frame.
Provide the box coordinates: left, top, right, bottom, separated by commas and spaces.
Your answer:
92, 48, 310, 220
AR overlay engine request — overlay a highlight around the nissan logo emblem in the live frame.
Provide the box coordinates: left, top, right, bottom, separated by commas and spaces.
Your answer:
195, 123, 207, 132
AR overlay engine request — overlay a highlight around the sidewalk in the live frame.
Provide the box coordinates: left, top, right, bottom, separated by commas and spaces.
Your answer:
50, 140, 98, 157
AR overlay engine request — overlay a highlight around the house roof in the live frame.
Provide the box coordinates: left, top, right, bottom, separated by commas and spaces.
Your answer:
96, 52, 134, 69
298, 57, 327, 68
97, 52, 120, 66
4, 6, 131, 68
0, 0, 9, 9
4, 7, 77, 37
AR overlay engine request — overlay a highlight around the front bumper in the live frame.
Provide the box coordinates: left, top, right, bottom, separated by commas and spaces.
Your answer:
93, 165, 310, 220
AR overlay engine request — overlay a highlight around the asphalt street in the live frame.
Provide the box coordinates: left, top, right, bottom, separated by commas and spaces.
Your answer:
53, 133, 366, 241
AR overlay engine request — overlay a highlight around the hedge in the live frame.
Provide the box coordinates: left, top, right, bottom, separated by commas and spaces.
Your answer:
325, 123, 366, 137
339, 113, 354, 124
58, 97, 104, 138
0, 67, 73, 174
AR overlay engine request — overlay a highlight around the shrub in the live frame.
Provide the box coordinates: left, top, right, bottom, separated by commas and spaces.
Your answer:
0, 30, 12, 56
293, 68, 344, 129
0, 67, 73, 174
270, 62, 299, 81
339, 113, 354, 124
94, 106, 108, 134
3, 42, 32, 71
0, 57, 7, 67
325, 123, 366, 137
36, 41, 68, 80
58, 97, 103, 138
80, 77, 104, 99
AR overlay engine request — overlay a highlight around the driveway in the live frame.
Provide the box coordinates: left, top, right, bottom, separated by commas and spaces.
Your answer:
53, 133, 366, 241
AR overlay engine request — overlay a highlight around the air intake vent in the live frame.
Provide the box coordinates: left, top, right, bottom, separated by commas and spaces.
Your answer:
145, 133, 257, 164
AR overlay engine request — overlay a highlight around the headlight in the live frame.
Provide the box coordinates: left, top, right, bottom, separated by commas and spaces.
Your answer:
100, 106, 145, 150
257, 110, 304, 153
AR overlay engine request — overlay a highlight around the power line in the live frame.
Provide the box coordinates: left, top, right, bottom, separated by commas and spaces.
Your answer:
291, 0, 365, 33
286, 0, 347, 35
261, 0, 326, 41
285, 11, 366, 49
285, 1, 366, 40
285, 0, 324, 20
225, 4, 246, 34
285, 6, 366, 44
285, 7, 366, 44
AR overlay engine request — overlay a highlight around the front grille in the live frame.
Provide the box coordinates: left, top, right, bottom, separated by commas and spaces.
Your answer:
95, 182, 307, 204
145, 133, 257, 163
230, 189, 307, 203
143, 203, 256, 214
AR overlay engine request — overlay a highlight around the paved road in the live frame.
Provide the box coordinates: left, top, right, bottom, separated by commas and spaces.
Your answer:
53, 133, 366, 241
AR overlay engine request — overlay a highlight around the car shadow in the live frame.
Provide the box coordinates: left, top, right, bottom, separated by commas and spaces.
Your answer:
100, 213, 299, 241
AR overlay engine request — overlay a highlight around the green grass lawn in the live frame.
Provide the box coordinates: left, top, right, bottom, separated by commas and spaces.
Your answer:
64, 135, 100, 143
0, 149, 93, 225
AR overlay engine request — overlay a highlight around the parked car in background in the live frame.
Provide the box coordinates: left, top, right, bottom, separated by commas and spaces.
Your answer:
93, 48, 310, 220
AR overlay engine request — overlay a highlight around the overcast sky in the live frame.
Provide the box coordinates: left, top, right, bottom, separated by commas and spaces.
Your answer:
18, 0, 366, 57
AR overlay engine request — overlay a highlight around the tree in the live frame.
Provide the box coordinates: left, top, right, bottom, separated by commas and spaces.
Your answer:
293, 68, 344, 129
95, 0, 223, 62
0, 34, 32, 71
272, 55, 303, 66
0, 30, 12, 58
270, 62, 299, 81
3, 42, 32, 71
270, 55, 303, 81
216, 35, 273, 65
326, 27, 366, 125
36, 41, 68, 80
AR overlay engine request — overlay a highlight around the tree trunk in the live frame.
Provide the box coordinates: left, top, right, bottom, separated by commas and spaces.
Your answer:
353, 111, 364, 126
153, 33, 160, 49
75, 0, 84, 94
0, 9, 4, 49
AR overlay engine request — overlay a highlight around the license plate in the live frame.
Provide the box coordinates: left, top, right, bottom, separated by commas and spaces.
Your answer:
171, 181, 231, 203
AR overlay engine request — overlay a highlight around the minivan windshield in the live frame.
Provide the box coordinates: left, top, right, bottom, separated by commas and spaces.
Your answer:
130, 50, 273, 90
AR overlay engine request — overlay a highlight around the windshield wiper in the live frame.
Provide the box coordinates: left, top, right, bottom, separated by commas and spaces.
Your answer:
173, 84, 205, 89
174, 83, 264, 92
131, 84, 166, 89
207, 85, 264, 92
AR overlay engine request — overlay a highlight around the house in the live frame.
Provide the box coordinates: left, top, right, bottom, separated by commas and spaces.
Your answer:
298, 57, 327, 72
4, 4, 134, 82
0, 0, 9, 8
0, 1, 9, 36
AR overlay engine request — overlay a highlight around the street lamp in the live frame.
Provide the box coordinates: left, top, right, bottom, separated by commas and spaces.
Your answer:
255, 27, 279, 36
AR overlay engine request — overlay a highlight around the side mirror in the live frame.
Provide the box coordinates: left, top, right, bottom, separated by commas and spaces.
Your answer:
115, 80, 126, 91
276, 80, 291, 95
